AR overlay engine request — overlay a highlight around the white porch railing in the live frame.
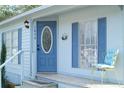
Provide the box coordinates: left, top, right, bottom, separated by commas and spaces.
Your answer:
0, 50, 23, 88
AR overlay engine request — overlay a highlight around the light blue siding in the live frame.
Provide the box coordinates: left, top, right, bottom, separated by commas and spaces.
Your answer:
21, 27, 31, 78
6, 72, 21, 84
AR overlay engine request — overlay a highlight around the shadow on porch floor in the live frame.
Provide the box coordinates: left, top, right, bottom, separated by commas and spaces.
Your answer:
36, 73, 124, 88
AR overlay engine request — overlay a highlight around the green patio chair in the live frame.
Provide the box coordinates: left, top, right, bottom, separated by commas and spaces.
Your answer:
92, 49, 119, 84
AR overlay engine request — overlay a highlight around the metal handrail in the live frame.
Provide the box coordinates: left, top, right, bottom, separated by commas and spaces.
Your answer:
0, 50, 23, 88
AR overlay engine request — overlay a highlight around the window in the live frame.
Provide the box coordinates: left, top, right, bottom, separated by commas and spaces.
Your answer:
41, 26, 53, 54
3, 29, 19, 64
12, 31, 18, 64
4, 32, 11, 60
79, 20, 98, 68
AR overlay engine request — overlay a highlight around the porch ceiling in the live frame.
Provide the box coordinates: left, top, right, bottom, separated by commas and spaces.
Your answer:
0, 5, 88, 28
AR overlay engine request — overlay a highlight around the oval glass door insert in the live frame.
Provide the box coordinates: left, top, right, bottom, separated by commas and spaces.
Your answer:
41, 26, 53, 54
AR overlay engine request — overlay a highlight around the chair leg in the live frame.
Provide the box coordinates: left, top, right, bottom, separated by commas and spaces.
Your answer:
114, 69, 121, 85
101, 70, 105, 84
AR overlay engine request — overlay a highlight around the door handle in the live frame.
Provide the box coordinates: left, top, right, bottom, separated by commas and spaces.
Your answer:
37, 48, 40, 51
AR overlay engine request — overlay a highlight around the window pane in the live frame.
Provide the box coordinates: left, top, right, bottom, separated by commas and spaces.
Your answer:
6, 32, 11, 40
12, 31, 18, 64
12, 39, 18, 47
41, 26, 52, 53
5, 32, 11, 48
12, 31, 18, 47
6, 48, 11, 59
12, 48, 18, 54
80, 20, 98, 69
4, 32, 11, 59
12, 48, 18, 64
80, 23, 85, 45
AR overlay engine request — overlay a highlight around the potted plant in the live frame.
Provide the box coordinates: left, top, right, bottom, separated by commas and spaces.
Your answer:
0, 43, 7, 88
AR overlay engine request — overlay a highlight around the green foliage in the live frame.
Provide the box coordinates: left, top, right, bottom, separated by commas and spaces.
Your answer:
15, 5, 40, 12
0, 5, 40, 22
0, 5, 16, 21
0, 43, 7, 88
1, 43, 7, 63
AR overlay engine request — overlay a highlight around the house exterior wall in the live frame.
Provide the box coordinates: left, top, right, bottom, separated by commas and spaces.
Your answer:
0, 5, 123, 85
58, 6, 124, 83
0, 21, 31, 84
122, 6, 124, 82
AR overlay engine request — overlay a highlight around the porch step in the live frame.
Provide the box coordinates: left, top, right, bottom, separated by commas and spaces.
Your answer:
21, 80, 58, 88
36, 73, 91, 88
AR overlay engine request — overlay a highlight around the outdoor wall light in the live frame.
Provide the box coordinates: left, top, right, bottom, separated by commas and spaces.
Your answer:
24, 20, 29, 29
62, 33, 68, 40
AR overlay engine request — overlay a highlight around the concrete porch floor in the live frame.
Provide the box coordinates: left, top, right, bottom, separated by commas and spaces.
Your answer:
36, 73, 124, 88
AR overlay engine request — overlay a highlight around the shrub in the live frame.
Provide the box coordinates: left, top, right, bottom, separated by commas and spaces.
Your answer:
0, 43, 7, 88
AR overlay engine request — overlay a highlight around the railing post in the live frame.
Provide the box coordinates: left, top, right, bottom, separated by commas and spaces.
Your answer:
21, 51, 24, 86
0, 69, 1, 88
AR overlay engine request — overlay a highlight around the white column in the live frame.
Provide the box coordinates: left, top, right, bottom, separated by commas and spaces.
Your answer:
21, 52, 24, 86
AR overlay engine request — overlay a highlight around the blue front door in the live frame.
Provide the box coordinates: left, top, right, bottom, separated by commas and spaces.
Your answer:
37, 21, 57, 72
